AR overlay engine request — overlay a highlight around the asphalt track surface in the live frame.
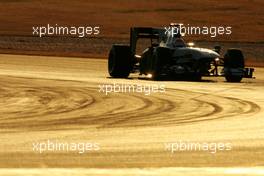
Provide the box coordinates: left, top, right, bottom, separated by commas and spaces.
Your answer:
0, 54, 263, 175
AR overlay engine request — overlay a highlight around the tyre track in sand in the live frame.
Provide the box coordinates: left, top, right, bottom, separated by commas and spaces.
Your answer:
0, 76, 260, 132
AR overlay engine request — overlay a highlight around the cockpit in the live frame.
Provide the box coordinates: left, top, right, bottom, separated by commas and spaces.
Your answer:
160, 23, 187, 48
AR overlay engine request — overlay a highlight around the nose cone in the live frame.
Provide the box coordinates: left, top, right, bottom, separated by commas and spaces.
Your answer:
173, 47, 220, 59
198, 48, 220, 58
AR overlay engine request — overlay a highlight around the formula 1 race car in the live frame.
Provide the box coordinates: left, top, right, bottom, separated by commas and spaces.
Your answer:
108, 24, 254, 82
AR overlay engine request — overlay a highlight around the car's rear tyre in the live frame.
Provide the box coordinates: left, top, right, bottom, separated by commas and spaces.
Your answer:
224, 49, 245, 82
190, 73, 202, 81
152, 47, 171, 80
108, 45, 132, 78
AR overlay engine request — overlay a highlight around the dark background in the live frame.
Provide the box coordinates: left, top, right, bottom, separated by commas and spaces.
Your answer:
0, 0, 263, 65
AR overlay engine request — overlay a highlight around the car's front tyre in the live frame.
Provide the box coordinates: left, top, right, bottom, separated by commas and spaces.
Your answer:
224, 49, 245, 82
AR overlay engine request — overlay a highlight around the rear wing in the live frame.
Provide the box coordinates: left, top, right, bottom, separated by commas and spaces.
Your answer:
130, 27, 165, 56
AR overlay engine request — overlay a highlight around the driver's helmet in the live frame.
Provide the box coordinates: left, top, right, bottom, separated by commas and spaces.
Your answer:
169, 23, 183, 38
165, 23, 186, 48
171, 37, 186, 47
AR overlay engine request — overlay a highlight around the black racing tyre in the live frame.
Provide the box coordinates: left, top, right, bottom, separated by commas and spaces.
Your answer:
224, 49, 244, 68
190, 73, 202, 81
224, 49, 245, 82
152, 47, 172, 80
108, 45, 132, 78
225, 74, 243, 82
